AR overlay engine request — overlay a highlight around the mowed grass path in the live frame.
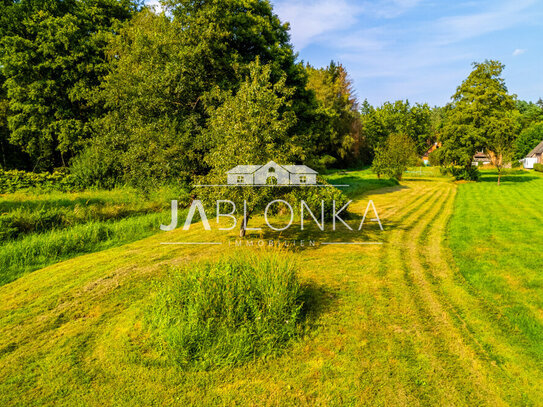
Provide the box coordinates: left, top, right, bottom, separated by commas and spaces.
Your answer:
0, 172, 542, 405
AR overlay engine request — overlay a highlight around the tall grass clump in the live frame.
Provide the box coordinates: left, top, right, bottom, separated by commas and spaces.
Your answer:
0, 212, 166, 286
148, 255, 308, 370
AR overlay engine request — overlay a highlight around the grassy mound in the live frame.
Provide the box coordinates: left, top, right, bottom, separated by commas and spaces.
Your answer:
148, 255, 308, 369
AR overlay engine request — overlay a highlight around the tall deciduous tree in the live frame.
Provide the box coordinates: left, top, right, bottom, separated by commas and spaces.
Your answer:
201, 61, 298, 237
200, 61, 346, 237
88, 0, 319, 187
440, 60, 517, 180
0, 0, 139, 170
487, 111, 519, 185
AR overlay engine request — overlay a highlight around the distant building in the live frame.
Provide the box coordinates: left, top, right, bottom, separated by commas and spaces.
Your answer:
422, 142, 440, 165
226, 161, 318, 186
521, 140, 543, 169
472, 151, 491, 167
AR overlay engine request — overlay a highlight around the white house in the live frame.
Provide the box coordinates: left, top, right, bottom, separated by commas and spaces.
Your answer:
226, 161, 318, 186
521, 140, 543, 169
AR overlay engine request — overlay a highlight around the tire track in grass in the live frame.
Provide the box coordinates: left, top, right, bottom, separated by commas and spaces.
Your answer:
416, 187, 494, 362
419, 184, 543, 404
442, 187, 543, 405
400, 184, 506, 405
371, 183, 447, 326
394, 184, 481, 404
426, 184, 539, 345
370, 183, 462, 404
374, 184, 439, 281
346, 182, 447, 404
329, 183, 441, 404
393, 184, 485, 405
419, 185, 540, 405
448, 183, 543, 359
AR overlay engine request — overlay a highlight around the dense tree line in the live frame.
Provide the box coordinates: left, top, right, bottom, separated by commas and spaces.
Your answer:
361, 99, 435, 157
0, 0, 140, 170
1, 1, 542, 187
0, 0, 369, 185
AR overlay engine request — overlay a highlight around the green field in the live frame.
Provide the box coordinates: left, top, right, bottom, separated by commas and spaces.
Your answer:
0, 169, 542, 405
0, 187, 188, 286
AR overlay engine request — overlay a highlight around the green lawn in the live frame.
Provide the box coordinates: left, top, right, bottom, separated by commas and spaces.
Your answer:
448, 169, 543, 362
0, 169, 542, 405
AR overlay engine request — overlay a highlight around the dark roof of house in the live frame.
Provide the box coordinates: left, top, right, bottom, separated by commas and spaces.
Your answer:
226, 165, 262, 174
282, 165, 317, 174
527, 140, 543, 157
473, 151, 490, 160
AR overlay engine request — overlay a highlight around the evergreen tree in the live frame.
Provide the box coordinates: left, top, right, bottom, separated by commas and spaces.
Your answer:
305, 61, 363, 166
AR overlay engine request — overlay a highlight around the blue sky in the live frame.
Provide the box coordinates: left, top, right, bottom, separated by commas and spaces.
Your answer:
146, 0, 543, 106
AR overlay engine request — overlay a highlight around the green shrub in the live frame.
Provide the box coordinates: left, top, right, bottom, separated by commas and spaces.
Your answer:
534, 163, 543, 172
69, 146, 120, 189
439, 167, 450, 176
316, 155, 337, 169
441, 166, 480, 181
147, 255, 308, 369
428, 149, 443, 167
0, 169, 78, 193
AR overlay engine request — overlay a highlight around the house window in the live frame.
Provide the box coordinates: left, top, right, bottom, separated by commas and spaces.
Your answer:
299, 175, 307, 184
237, 176, 244, 184
268, 167, 276, 173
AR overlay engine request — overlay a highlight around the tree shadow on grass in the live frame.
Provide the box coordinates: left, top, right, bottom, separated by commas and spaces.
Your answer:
239, 219, 385, 255
299, 280, 337, 326
364, 184, 409, 195
402, 177, 446, 182
325, 176, 401, 199
479, 172, 541, 184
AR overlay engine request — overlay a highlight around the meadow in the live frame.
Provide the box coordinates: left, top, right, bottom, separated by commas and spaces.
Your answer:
0, 187, 189, 286
0, 168, 542, 405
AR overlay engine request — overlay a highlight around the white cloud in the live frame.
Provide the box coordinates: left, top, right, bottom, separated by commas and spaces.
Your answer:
361, 0, 424, 19
273, 0, 429, 51
145, 0, 163, 12
274, 0, 362, 50
513, 48, 526, 56
433, 0, 538, 45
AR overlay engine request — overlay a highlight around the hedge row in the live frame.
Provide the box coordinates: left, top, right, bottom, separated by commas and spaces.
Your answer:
534, 163, 543, 173
0, 170, 79, 193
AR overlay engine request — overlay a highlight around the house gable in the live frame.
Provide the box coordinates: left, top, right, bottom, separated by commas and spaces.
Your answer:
254, 161, 290, 185
527, 140, 543, 158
